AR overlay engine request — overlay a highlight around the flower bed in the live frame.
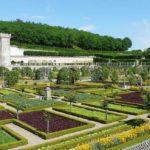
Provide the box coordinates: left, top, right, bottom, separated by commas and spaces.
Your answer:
119, 92, 144, 104
76, 124, 150, 150
19, 110, 85, 133
0, 110, 15, 121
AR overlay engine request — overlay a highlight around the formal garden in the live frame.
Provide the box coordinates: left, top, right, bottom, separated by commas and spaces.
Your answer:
0, 65, 149, 150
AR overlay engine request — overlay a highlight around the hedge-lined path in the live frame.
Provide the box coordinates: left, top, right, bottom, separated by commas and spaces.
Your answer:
5, 123, 44, 145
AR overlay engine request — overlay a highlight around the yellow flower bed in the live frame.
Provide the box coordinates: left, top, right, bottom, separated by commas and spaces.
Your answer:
76, 124, 150, 150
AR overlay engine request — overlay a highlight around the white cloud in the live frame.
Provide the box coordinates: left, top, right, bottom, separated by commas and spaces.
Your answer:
132, 20, 150, 49
79, 24, 95, 32
30, 15, 48, 20
82, 16, 91, 21
22, 14, 48, 21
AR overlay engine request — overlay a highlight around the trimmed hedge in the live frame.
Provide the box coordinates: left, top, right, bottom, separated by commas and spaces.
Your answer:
24, 50, 92, 57
0, 126, 28, 150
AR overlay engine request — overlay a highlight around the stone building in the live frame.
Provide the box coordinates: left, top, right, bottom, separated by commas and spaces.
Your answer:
0, 33, 93, 69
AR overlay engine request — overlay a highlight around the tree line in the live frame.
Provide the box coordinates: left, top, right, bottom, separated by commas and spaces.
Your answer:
0, 20, 132, 51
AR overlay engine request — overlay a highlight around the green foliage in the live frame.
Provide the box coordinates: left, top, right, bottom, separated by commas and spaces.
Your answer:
4, 70, 19, 87
0, 67, 9, 77
125, 118, 146, 127
140, 69, 149, 81
21, 67, 34, 78
0, 21, 131, 51
144, 92, 150, 110
80, 66, 90, 77
110, 70, 118, 84
57, 67, 80, 84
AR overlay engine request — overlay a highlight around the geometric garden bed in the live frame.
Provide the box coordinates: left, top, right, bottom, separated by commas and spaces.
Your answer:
16, 110, 94, 139
19, 110, 86, 133
0, 109, 93, 140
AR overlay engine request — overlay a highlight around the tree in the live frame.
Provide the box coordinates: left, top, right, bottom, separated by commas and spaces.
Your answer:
69, 68, 80, 84
91, 67, 101, 82
101, 66, 110, 82
140, 69, 149, 82
80, 66, 90, 77
48, 71, 54, 81
21, 67, 34, 78
34, 69, 42, 80
0, 67, 9, 77
0, 21, 132, 51
4, 70, 19, 87
43, 111, 52, 133
122, 37, 132, 50
16, 104, 22, 120
110, 70, 118, 84
127, 74, 137, 85
101, 99, 109, 121
57, 68, 69, 84
67, 93, 77, 111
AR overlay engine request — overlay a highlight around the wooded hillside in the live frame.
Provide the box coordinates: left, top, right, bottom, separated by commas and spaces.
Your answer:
0, 20, 132, 51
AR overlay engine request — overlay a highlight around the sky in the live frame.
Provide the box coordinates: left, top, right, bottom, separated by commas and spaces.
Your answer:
0, 0, 150, 50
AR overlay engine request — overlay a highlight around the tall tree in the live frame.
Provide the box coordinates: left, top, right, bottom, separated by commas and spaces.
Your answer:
4, 70, 19, 87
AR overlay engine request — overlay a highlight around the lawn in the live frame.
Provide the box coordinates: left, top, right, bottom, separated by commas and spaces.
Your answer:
0, 129, 17, 145
83, 101, 147, 115
19, 110, 86, 133
54, 105, 126, 123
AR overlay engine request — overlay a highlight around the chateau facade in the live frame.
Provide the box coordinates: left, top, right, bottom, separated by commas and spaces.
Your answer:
0, 33, 93, 69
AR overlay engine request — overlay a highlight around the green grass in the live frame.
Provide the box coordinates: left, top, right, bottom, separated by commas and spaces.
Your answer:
54, 105, 126, 123
83, 101, 147, 115
0, 129, 17, 145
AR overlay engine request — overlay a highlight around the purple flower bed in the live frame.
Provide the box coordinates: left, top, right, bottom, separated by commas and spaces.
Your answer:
19, 110, 85, 133
119, 92, 144, 104
0, 110, 15, 120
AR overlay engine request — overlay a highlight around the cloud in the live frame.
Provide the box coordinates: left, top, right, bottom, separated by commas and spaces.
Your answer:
132, 20, 150, 49
82, 16, 91, 21
30, 15, 48, 20
79, 24, 95, 32
22, 14, 48, 21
